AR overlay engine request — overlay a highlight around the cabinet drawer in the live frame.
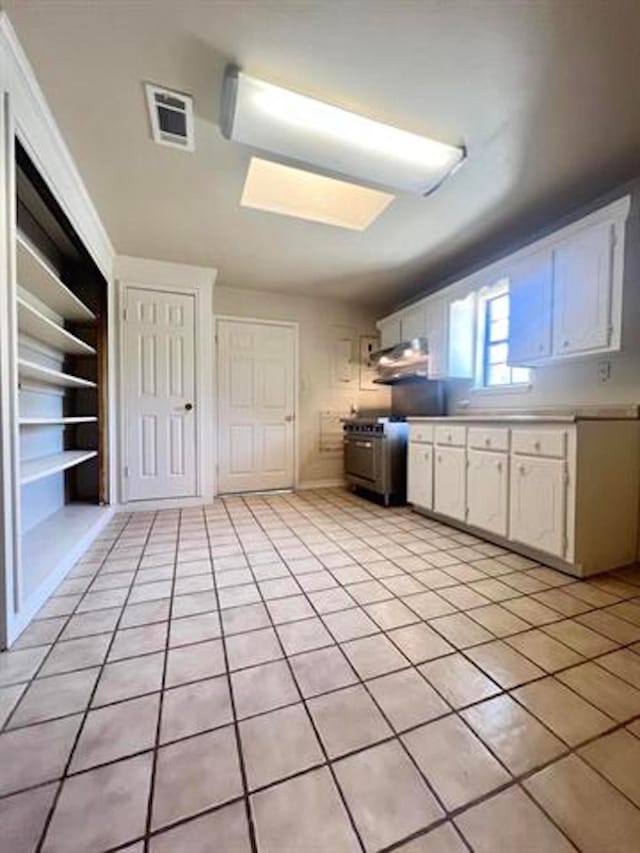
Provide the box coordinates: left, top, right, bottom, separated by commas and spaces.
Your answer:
468, 426, 509, 452
435, 424, 466, 447
511, 428, 567, 459
409, 423, 434, 444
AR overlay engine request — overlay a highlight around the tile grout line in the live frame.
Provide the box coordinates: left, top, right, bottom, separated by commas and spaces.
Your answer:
141, 509, 183, 853
32, 511, 157, 853
221, 496, 368, 853
1, 490, 640, 850
202, 503, 260, 853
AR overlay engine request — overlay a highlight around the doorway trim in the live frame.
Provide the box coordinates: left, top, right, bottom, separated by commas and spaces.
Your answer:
214, 315, 300, 496
115, 256, 217, 507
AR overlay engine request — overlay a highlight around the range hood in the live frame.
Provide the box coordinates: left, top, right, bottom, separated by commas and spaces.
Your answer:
371, 337, 431, 384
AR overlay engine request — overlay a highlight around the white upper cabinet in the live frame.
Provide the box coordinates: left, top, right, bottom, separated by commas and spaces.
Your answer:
552, 222, 613, 357
379, 316, 402, 349
448, 292, 475, 378
425, 297, 448, 378
379, 195, 629, 373
400, 304, 426, 341
508, 249, 553, 364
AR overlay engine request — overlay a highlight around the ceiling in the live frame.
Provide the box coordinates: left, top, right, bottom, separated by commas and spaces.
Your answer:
4, 0, 640, 310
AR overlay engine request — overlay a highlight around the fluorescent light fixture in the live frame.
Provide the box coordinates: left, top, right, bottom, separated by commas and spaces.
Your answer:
241, 157, 394, 230
221, 67, 465, 195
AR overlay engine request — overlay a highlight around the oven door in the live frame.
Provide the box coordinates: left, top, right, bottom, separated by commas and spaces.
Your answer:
344, 434, 381, 487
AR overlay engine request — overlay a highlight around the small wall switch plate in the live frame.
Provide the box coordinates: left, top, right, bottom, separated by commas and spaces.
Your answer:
598, 360, 611, 382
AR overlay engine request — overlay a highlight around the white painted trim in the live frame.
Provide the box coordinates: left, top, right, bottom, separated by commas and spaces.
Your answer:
0, 13, 114, 279
214, 315, 300, 495
120, 496, 211, 513
378, 194, 632, 326
114, 256, 217, 508
0, 16, 117, 646
6, 506, 114, 646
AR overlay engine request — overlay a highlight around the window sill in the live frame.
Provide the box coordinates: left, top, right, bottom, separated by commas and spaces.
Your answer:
469, 383, 533, 397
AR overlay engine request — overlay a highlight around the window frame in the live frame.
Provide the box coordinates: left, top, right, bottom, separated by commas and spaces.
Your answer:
474, 279, 531, 392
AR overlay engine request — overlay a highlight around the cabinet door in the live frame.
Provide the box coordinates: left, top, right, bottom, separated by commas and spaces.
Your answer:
380, 317, 402, 349
553, 223, 613, 356
509, 456, 566, 557
467, 450, 509, 536
425, 298, 448, 378
508, 250, 553, 363
448, 292, 475, 378
407, 442, 433, 509
434, 446, 466, 520
401, 305, 426, 342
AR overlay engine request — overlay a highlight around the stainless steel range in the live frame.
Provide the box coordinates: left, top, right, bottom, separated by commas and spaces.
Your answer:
343, 417, 408, 506
343, 355, 446, 504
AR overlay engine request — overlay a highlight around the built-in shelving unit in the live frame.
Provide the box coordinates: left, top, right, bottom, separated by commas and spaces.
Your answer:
18, 357, 97, 389
21, 504, 109, 601
20, 450, 98, 485
3, 140, 111, 647
16, 232, 95, 321
17, 297, 96, 355
20, 416, 98, 426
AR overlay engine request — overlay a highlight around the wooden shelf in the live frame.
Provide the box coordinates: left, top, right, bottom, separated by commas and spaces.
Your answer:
20, 416, 98, 426
17, 297, 96, 356
20, 450, 98, 485
16, 233, 95, 322
18, 359, 97, 389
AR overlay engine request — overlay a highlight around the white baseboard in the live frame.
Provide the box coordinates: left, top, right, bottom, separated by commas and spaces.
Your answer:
117, 495, 214, 513
296, 478, 346, 490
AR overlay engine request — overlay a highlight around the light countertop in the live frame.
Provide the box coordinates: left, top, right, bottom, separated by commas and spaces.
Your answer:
407, 404, 640, 423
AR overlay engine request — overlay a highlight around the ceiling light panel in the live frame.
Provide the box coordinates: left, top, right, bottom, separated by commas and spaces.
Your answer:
222, 68, 464, 195
240, 157, 394, 230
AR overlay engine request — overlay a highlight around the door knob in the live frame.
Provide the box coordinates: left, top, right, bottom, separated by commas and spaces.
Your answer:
185, 403, 193, 411
284, 414, 294, 423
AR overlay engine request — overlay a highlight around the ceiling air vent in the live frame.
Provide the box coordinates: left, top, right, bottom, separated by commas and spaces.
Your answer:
145, 83, 194, 151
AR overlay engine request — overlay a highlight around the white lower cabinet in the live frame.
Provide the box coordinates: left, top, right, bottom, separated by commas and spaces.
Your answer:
467, 450, 509, 537
434, 446, 466, 521
509, 456, 566, 558
407, 417, 640, 577
407, 442, 433, 510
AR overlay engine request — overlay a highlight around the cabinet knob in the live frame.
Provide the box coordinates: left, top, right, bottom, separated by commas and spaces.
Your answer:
485, 437, 491, 446
447, 433, 452, 442
437, 454, 442, 463
563, 340, 569, 348
424, 452, 429, 460
496, 461, 502, 472
185, 403, 193, 411
533, 440, 541, 451
538, 343, 544, 352
519, 464, 526, 475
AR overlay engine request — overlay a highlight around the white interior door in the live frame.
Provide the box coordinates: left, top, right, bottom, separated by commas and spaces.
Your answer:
217, 319, 295, 494
123, 287, 196, 500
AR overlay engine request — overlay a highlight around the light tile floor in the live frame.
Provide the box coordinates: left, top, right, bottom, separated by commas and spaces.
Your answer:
2, 488, 640, 851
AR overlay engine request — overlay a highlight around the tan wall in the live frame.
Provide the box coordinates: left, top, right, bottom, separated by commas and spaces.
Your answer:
213, 285, 390, 487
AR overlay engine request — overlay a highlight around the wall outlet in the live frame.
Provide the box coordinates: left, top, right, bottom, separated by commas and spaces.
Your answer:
598, 360, 611, 383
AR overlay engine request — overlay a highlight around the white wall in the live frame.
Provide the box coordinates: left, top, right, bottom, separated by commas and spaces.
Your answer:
214, 285, 390, 487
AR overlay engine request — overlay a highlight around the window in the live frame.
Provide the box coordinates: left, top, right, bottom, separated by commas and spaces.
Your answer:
477, 281, 530, 388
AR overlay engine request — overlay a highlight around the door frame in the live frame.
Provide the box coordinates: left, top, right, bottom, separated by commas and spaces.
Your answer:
115, 256, 216, 507
214, 315, 300, 496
